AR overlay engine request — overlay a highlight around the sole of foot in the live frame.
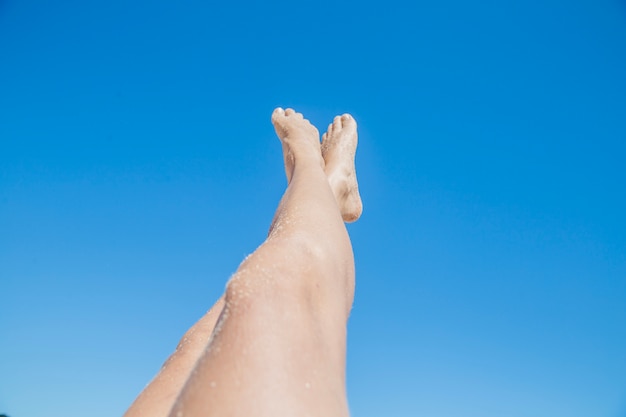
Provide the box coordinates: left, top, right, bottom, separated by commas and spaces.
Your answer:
321, 114, 362, 223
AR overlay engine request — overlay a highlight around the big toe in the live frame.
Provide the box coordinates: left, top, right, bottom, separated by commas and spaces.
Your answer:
272, 107, 285, 123
340, 114, 356, 129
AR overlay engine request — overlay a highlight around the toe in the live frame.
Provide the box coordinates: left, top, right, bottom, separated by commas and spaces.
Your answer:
333, 115, 342, 130
341, 114, 356, 128
285, 108, 296, 116
272, 107, 285, 122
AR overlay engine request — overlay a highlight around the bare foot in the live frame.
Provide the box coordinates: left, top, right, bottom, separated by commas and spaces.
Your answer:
271, 108, 323, 182
321, 114, 363, 223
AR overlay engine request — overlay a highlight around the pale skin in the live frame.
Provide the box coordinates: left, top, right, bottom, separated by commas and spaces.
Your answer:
124, 108, 362, 417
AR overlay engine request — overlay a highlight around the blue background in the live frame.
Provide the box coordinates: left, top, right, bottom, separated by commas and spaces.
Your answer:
1, 0, 625, 416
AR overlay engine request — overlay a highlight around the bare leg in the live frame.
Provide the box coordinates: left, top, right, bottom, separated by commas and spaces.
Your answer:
124, 108, 361, 417
167, 108, 361, 416
123, 297, 224, 417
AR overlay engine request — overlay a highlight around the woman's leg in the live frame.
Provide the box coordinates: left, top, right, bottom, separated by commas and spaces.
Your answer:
123, 297, 224, 417
167, 108, 362, 417
124, 108, 361, 417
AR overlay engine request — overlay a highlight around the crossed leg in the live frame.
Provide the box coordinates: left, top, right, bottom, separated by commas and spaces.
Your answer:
124, 108, 361, 417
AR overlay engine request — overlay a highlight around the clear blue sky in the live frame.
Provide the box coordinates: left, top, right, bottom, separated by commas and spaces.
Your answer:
1, 0, 625, 416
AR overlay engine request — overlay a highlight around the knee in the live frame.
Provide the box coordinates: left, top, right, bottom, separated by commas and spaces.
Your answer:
226, 238, 346, 307
272, 233, 340, 272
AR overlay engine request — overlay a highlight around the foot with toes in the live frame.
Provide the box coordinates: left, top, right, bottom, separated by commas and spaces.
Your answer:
271, 108, 363, 223
322, 114, 362, 222
271, 108, 323, 183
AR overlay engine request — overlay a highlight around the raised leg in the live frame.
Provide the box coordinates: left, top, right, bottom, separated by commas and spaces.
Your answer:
124, 108, 362, 417
123, 297, 224, 417
168, 108, 362, 417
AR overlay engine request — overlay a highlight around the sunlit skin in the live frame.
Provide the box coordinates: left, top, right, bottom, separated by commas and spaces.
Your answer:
124, 108, 362, 417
